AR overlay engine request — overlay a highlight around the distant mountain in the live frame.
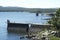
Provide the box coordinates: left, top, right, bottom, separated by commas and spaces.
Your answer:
0, 6, 59, 13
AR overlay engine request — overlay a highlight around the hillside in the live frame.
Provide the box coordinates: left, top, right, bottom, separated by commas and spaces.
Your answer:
0, 6, 58, 13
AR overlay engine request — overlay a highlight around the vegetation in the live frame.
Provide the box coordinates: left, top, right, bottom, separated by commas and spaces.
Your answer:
0, 6, 58, 13
35, 8, 60, 40
48, 8, 60, 30
49, 35, 60, 40
46, 8, 60, 40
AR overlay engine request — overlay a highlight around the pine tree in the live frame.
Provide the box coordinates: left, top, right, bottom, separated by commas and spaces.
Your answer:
48, 8, 60, 30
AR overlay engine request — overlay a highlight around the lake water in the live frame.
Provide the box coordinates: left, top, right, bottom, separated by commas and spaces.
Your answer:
0, 12, 50, 40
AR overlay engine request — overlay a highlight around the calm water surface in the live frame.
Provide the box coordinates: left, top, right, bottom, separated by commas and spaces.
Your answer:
0, 12, 50, 40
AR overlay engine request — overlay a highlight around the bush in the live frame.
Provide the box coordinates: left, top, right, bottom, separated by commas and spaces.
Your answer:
50, 35, 60, 40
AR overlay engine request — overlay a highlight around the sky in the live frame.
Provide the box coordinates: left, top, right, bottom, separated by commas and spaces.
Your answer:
0, 0, 60, 8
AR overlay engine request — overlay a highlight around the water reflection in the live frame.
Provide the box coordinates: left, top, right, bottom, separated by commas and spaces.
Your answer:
0, 26, 31, 40
7, 29, 27, 35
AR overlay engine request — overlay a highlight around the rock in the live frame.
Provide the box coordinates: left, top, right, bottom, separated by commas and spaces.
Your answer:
51, 31, 57, 34
20, 36, 24, 39
32, 37, 40, 40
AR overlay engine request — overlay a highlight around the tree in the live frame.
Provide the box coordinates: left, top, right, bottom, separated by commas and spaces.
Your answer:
48, 8, 60, 30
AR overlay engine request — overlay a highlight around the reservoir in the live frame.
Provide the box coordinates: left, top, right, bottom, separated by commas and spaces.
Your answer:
0, 12, 50, 40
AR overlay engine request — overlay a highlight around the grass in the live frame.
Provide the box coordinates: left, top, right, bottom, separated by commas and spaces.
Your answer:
49, 35, 60, 40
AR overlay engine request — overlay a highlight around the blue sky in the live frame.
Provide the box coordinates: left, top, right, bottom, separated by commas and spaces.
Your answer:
0, 0, 60, 8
